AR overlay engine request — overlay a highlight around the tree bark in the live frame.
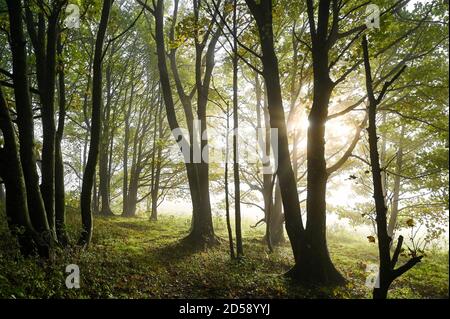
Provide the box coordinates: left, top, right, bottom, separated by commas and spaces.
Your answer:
224, 97, 235, 258
24, 1, 64, 238
0, 86, 36, 255
245, 0, 304, 269
362, 36, 421, 299
79, 0, 112, 246
7, 0, 51, 255
387, 125, 405, 238
246, 0, 345, 285
232, 0, 243, 258
55, 36, 69, 246
99, 61, 114, 216
151, 0, 218, 247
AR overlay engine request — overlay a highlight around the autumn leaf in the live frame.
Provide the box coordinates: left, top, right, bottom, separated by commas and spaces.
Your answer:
406, 219, 415, 227
367, 236, 376, 243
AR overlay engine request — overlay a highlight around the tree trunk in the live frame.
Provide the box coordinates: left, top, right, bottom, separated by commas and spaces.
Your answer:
362, 36, 421, 299
295, 0, 344, 284
224, 98, 235, 258
246, 0, 344, 285
150, 100, 164, 221
152, 0, 217, 247
232, 0, 243, 257
245, 0, 304, 268
99, 61, 114, 216
0, 86, 36, 255
122, 83, 134, 216
387, 125, 405, 238
7, 0, 51, 255
55, 36, 69, 246
301, 62, 343, 284
270, 181, 285, 245
24, 4, 62, 238
0, 183, 5, 205
125, 164, 140, 217
79, 0, 112, 246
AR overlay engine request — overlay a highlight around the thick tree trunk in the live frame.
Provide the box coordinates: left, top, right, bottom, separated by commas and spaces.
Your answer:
301, 67, 344, 284
0, 87, 36, 255
7, 0, 51, 255
24, 4, 63, 238
246, 0, 344, 285
40, 12, 59, 238
79, 0, 112, 246
125, 165, 140, 217
270, 182, 285, 245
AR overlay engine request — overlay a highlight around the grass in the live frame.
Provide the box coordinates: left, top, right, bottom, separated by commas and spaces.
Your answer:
0, 209, 448, 299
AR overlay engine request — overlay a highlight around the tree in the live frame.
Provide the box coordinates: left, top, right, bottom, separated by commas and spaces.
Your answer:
79, 0, 113, 246
232, 0, 243, 258
142, 0, 226, 247
0, 86, 36, 255
24, 0, 67, 238
362, 35, 423, 300
244, 0, 308, 281
6, 0, 51, 256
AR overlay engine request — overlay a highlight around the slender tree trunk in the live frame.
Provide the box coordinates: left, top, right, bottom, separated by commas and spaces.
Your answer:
92, 170, 99, 214
122, 83, 133, 216
362, 36, 421, 299
79, 0, 112, 246
0, 183, 5, 205
387, 125, 405, 238
232, 0, 243, 257
99, 61, 113, 216
225, 101, 235, 259
150, 100, 164, 221
55, 36, 69, 246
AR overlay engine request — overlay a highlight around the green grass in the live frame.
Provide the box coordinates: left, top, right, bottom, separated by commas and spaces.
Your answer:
0, 210, 448, 299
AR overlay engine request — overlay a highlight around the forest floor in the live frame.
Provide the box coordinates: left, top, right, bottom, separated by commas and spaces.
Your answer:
0, 209, 448, 299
